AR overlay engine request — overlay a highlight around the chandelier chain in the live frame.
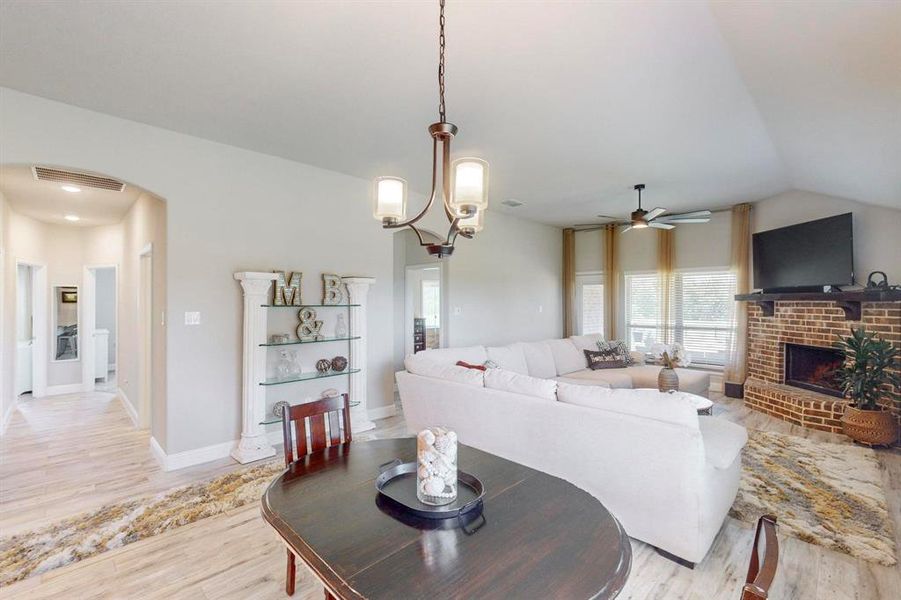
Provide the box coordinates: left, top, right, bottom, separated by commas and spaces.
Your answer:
438, 0, 446, 122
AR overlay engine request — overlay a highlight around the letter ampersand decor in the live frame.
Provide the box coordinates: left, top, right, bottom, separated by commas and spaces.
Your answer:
322, 273, 347, 305
273, 271, 303, 306
297, 307, 324, 341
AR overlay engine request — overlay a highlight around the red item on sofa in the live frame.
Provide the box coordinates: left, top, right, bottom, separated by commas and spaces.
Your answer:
456, 360, 487, 371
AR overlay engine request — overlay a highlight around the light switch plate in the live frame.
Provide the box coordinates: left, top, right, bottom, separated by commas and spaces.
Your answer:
184, 311, 201, 325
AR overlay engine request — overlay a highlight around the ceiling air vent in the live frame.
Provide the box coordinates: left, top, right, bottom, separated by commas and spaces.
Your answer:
33, 166, 126, 192
501, 199, 524, 208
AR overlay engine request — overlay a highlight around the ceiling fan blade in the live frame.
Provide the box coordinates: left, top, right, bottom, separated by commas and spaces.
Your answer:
656, 210, 712, 223
648, 222, 675, 230
660, 218, 709, 224
619, 224, 633, 233
645, 207, 666, 221
596, 214, 622, 220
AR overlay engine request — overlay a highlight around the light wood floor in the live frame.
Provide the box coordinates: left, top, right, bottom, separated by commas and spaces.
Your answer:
1, 390, 898, 599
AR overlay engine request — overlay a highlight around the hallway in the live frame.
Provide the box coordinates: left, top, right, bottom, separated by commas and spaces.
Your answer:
0, 392, 242, 536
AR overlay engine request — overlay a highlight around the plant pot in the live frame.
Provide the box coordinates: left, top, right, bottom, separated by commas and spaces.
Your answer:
658, 367, 679, 393
841, 404, 899, 447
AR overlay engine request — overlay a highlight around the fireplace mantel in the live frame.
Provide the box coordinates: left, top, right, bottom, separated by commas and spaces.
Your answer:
735, 289, 901, 320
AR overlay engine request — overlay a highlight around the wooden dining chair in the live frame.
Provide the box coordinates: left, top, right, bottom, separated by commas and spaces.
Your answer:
741, 515, 779, 599
281, 394, 352, 597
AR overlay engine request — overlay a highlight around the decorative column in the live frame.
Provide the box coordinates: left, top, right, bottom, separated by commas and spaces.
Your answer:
232, 271, 279, 463
342, 276, 377, 433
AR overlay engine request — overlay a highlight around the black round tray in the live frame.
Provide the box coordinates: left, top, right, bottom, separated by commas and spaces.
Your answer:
375, 458, 486, 534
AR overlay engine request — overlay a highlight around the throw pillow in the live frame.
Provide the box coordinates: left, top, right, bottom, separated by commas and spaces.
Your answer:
456, 360, 487, 371
596, 340, 634, 365
584, 349, 626, 370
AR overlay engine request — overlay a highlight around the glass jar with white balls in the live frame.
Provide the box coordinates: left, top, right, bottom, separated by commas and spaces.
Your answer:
416, 426, 458, 506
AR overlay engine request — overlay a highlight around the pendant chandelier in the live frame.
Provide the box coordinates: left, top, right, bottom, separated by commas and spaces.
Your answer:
372, 0, 488, 258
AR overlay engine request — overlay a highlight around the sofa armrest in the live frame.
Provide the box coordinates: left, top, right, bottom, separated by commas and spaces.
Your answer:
698, 418, 748, 469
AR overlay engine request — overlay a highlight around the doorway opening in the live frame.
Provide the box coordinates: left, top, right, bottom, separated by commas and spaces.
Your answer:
405, 264, 444, 355
83, 265, 118, 393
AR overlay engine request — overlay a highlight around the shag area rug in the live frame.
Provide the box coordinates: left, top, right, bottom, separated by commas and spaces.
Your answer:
0, 460, 283, 587
730, 430, 896, 566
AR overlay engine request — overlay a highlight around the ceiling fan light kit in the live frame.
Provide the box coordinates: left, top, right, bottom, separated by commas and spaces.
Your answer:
371, 0, 488, 258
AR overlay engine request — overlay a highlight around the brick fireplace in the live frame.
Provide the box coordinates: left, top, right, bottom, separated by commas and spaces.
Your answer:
742, 298, 900, 437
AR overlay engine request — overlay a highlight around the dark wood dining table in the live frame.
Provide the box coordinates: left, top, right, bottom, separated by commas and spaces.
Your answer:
261, 438, 632, 599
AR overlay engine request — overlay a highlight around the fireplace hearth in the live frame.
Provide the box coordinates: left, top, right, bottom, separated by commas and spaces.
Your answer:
784, 343, 844, 398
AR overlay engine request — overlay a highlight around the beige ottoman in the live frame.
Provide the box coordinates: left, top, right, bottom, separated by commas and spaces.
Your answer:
624, 365, 711, 398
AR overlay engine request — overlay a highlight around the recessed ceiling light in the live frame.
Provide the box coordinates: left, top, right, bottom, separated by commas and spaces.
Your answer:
64, 214, 80, 222
61, 185, 81, 193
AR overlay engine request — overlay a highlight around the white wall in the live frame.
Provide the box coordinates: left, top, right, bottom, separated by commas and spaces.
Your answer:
0, 88, 403, 454
752, 190, 901, 286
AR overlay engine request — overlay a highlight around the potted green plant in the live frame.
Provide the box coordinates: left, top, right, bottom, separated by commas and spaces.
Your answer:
835, 327, 900, 446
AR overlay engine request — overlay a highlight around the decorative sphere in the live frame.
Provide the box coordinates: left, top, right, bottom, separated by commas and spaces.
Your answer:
315, 359, 332, 374
418, 429, 436, 446
331, 356, 348, 372
423, 476, 445, 495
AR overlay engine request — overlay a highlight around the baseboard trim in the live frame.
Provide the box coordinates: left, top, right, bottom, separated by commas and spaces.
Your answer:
1, 401, 17, 436
150, 436, 236, 472
368, 404, 397, 421
117, 388, 138, 427
44, 383, 85, 397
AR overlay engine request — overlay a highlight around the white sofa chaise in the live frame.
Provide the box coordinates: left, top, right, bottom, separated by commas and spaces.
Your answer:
396, 339, 747, 566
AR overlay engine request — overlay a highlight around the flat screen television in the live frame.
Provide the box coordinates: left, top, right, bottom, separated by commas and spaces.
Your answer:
753, 213, 853, 293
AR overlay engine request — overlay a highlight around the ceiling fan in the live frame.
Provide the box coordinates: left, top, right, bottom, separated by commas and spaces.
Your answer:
575, 184, 712, 232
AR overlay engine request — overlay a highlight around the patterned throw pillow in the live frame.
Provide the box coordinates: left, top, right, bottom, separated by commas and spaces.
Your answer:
596, 340, 634, 365
584, 349, 627, 370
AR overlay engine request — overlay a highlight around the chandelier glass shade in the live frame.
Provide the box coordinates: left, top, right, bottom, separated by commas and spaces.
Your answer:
371, 0, 488, 258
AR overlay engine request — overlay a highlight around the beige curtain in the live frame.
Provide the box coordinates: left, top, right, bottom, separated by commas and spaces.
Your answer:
657, 229, 675, 345
563, 228, 576, 337
603, 224, 619, 339
725, 203, 752, 385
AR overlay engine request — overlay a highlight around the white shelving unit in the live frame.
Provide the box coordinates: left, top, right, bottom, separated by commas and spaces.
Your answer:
232, 272, 375, 464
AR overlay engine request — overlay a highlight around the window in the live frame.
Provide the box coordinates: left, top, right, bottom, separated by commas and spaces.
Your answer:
624, 272, 661, 353
575, 274, 604, 336
625, 269, 737, 366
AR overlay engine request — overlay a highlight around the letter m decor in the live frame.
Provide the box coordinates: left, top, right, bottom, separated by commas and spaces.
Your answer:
272, 271, 303, 306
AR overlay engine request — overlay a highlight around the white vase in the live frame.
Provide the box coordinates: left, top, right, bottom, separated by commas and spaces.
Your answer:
416, 426, 458, 506
335, 313, 348, 338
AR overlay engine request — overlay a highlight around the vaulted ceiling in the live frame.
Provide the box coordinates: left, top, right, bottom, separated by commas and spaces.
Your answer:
0, 1, 897, 226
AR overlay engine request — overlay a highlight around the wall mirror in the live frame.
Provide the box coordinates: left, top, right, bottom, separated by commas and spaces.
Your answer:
54, 285, 79, 361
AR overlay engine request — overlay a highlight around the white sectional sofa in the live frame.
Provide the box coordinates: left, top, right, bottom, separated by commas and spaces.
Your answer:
395, 335, 748, 565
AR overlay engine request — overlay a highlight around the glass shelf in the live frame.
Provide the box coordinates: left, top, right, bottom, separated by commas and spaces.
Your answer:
260, 368, 359, 386
261, 304, 360, 308
261, 336, 359, 347
260, 400, 360, 425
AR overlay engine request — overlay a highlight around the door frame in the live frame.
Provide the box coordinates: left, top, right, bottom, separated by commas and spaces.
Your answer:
81, 264, 119, 393
138, 243, 153, 429
15, 259, 48, 398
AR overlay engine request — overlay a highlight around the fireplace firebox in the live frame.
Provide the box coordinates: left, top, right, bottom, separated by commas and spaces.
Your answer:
784, 343, 844, 398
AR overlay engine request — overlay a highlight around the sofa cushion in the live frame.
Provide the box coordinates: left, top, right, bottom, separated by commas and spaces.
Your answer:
404, 358, 485, 387
413, 345, 488, 367
569, 334, 605, 352
546, 338, 586, 376
557, 368, 634, 389
521, 341, 557, 379
698, 417, 748, 469
557, 383, 699, 429
585, 348, 627, 370
485, 369, 557, 400
624, 365, 710, 397
485, 344, 529, 375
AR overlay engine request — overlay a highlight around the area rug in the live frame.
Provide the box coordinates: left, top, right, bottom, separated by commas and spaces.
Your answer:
0, 460, 283, 587
729, 430, 896, 566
